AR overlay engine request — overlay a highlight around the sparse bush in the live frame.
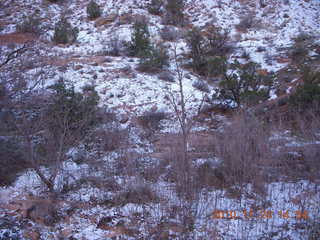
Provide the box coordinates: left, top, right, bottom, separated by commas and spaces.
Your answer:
236, 12, 256, 32
107, 35, 124, 56
138, 42, 169, 72
52, 18, 78, 44
196, 161, 225, 189
294, 32, 313, 43
192, 80, 210, 93
91, 127, 128, 152
16, 14, 41, 34
87, 0, 101, 20
277, 108, 320, 182
138, 111, 167, 130
290, 32, 314, 64
147, 0, 163, 15
163, 0, 185, 26
291, 45, 309, 63
0, 138, 29, 186
46, 80, 99, 137
118, 182, 158, 204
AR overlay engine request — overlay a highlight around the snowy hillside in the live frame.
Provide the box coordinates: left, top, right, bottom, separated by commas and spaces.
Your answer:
0, 0, 320, 239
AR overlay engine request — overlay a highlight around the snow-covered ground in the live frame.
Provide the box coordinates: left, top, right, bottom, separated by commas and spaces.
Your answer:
1, 0, 320, 239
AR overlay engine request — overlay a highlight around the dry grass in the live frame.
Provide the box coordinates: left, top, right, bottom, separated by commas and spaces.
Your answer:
213, 111, 275, 195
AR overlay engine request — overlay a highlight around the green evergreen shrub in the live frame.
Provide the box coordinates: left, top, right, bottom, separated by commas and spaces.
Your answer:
186, 26, 231, 76
16, 14, 41, 34
289, 68, 320, 111
127, 20, 151, 57
147, 0, 163, 15
215, 60, 274, 107
52, 18, 78, 44
87, 0, 101, 20
138, 42, 169, 72
186, 27, 206, 73
206, 56, 227, 77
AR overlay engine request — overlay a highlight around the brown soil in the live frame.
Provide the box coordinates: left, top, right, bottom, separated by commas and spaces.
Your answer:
0, 32, 38, 45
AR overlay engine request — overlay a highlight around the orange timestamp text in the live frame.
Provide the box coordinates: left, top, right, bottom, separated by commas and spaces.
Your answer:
211, 209, 309, 220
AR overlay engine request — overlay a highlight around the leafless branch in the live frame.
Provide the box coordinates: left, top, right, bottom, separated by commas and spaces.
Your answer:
0, 44, 28, 68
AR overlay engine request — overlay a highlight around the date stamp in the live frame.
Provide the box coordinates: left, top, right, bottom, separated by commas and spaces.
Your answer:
211, 209, 309, 220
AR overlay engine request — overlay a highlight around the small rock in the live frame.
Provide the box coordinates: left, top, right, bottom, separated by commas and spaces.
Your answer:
104, 57, 113, 63
116, 91, 125, 98
60, 228, 73, 239
74, 65, 83, 70
106, 92, 114, 99
204, 94, 211, 103
158, 71, 175, 82
119, 114, 129, 124
151, 105, 158, 112
184, 73, 191, 79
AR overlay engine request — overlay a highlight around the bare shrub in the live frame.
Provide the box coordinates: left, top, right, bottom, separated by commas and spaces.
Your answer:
195, 161, 225, 189
236, 12, 257, 32
280, 107, 320, 182
160, 26, 181, 41
135, 157, 166, 183
0, 138, 29, 186
117, 182, 159, 205
138, 111, 167, 130
163, 0, 185, 26
214, 112, 274, 194
90, 127, 128, 152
